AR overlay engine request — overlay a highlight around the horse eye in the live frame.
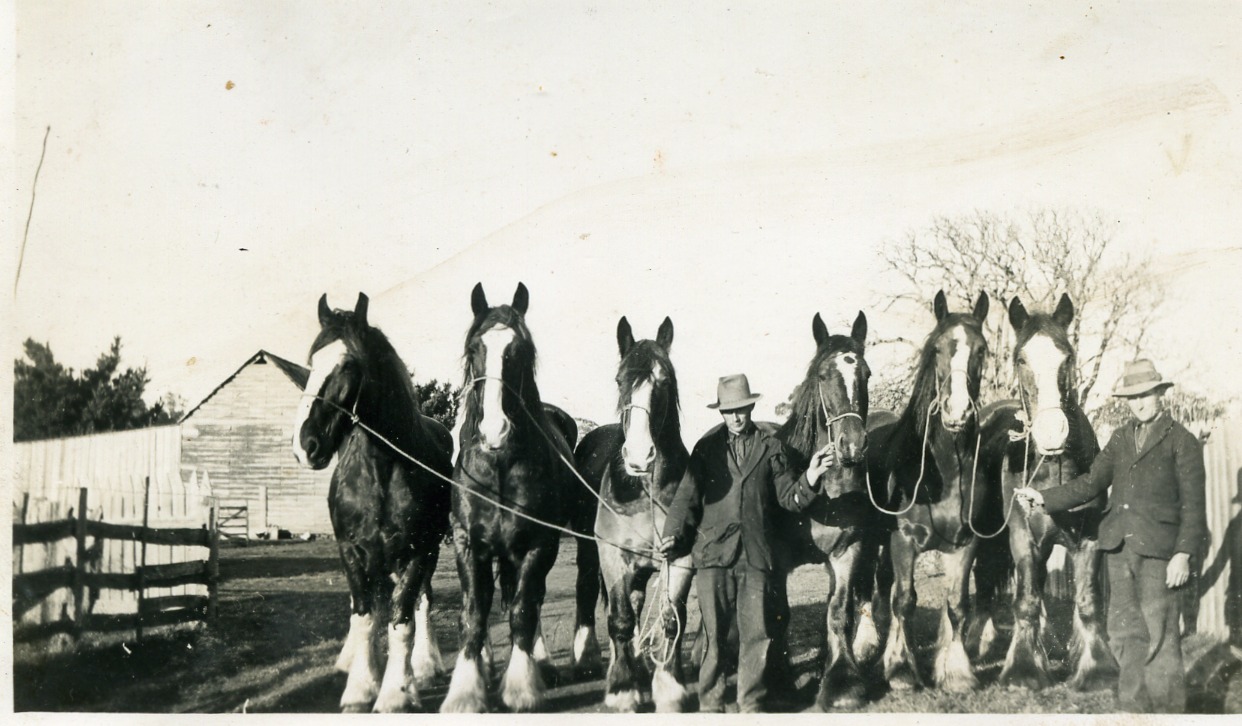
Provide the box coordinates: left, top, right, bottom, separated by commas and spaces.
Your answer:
843, 354, 856, 364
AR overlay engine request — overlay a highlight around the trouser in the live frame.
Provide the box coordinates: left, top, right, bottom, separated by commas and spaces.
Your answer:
696, 557, 774, 713
1107, 545, 1186, 714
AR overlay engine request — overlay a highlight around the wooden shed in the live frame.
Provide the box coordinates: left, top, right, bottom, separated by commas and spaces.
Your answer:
180, 350, 332, 535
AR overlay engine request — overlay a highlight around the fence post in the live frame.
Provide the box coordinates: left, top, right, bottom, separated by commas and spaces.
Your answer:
136, 475, 151, 642
73, 487, 89, 638
17, 492, 30, 574
208, 504, 219, 624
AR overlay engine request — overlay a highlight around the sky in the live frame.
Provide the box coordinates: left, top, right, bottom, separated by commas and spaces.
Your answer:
10, 1, 1242, 440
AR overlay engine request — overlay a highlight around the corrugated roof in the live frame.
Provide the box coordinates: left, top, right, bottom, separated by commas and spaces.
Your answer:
179, 350, 309, 422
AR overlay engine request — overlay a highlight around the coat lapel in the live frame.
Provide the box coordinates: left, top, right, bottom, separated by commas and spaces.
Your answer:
1134, 415, 1173, 463
736, 432, 768, 483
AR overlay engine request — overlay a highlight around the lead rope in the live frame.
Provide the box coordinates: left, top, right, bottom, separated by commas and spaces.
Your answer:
311, 391, 666, 561
964, 402, 1048, 539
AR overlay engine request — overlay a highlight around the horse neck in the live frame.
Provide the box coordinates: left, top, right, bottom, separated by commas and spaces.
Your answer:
360, 359, 424, 456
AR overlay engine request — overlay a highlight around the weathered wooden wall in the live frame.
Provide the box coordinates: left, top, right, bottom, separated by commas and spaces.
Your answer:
181, 357, 333, 534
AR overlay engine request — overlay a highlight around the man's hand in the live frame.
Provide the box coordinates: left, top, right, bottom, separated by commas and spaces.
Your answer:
657, 534, 680, 558
1012, 487, 1045, 508
806, 444, 838, 486
1166, 552, 1191, 589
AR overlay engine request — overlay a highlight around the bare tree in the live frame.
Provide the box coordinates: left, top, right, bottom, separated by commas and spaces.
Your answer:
878, 209, 1164, 418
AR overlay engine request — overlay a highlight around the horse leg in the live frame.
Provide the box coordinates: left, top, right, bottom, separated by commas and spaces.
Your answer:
531, 607, 560, 687
819, 542, 867, 710
856, 535, 892, 666
600, 543, 644, 711
570, 518, 603, 679
501, 542, 558, 712
1066, 538, 1118, 691
441, 538, 493, 713
338, 545, 382, 712
967, 533, 1009, 659
882, 532, 923, 690
932, 545, 980, 692
999, 516, 1051, 690
373, 558, 426, 713
652, 557, 694, 712
410, 581, 446, 688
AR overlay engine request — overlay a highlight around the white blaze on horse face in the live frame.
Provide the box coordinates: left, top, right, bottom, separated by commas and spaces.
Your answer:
478, 327, 516, 450
622, 374, 657, 475
942, 326, 974, 427
1024, 334, 1070, 454
293, 339, 349, 467
832, 354, 859, 407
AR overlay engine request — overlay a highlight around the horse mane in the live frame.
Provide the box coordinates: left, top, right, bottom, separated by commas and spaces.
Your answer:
898, 313, 986, 438
616, 340, 682, 450
777, 335, 864, 464
311, 309, 427, 446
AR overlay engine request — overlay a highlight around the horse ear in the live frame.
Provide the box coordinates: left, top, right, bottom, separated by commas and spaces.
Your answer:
616, 317, 634, 357
1053, 293, 1074, 327
973, 291, 990, 322
656, 316, 675, 351
354, 292, 369, 327
471, 283, 488, 316
933, 290, 949, 321
851, 311, 868, 346
512, 282, 529, 315
812, 313, 829, 347
317, 294, 332, 327
1008, 296, 1029, 331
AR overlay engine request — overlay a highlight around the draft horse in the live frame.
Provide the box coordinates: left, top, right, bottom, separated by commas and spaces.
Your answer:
574, 316, 695, 711
979, 294, 1117, 690
292, 292, 453, 712
441, 282, 582, 713
866, 290, 995, 692
768, 311, 887, 709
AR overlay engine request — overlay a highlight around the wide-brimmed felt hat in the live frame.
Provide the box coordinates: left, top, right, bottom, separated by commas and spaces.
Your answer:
1112, 359, 1174, 397
708, 374, 762, 411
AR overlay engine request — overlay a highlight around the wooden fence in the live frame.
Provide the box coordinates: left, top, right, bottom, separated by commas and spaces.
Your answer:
13, 427, 220, 648
12, 483, 220, 646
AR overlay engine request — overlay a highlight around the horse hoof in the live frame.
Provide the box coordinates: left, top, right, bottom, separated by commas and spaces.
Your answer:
604, 688, 643, 712
537, 661, 561, 689
652, 670, 690, 712
340, 702, 370, 714
372, 692, 411, 714
886, 666, 919, 692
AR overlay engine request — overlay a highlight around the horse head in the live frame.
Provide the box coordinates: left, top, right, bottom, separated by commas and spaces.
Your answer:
463, 282, 538, 452
1009, 293, 1076, 456
615, 316, 678, 476
927, 290, 990, 434
809, 311, 870, 465
293, 292, 371, 470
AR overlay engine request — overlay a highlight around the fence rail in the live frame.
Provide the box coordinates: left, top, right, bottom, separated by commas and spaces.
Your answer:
11, 483, 220, 646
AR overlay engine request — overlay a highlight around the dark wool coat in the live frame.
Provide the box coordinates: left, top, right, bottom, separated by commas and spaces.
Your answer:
661, 423, 818, 570
1042, 413, 1207, 559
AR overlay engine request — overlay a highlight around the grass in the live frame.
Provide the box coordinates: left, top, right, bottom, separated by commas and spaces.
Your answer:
12, 539, 1236, 713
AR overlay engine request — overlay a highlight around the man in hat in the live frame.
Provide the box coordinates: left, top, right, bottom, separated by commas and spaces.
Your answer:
659, 373, 836, 713
1014, 359, 1207, 713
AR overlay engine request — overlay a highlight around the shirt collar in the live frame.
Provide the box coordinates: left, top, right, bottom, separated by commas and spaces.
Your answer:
728, 422, 757, 440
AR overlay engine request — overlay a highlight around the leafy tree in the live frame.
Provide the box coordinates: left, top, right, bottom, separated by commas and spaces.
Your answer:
877, 208, 1164, 420
413, 379, 461, 429
13, 336, 177, 442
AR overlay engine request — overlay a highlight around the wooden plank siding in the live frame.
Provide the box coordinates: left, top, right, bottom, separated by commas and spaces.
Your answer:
181, 352, 333, 534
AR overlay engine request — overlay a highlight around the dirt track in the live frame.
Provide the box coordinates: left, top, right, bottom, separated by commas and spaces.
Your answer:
13, 537, 1225, 713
